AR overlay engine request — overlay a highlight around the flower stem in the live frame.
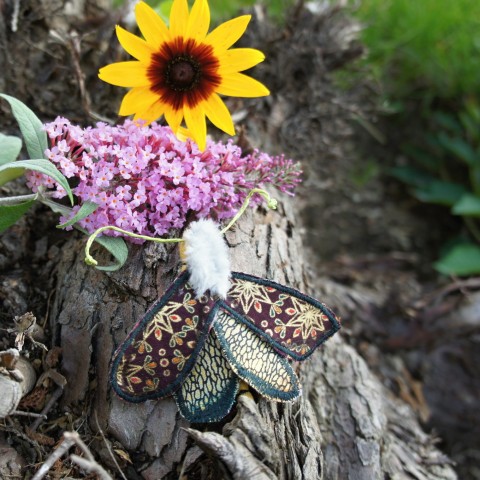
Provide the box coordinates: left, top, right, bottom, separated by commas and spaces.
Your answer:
220, 189, 277, 235
84, 225, 184, 267
84, 188, 278, 268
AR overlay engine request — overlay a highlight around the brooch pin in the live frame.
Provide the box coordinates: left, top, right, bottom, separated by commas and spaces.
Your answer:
108, 217, 340, 422
84, 190, 341, 422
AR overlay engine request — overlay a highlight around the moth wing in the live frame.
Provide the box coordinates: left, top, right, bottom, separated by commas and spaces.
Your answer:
110, 272, 214, 402
213, 309, 300, 401
223, 272, 341, 361
174, 331, 239, 423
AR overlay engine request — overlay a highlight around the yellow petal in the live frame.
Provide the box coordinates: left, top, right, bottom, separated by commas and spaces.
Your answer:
217, 73, 270, 97
205, 15, 251, 52
119, 87, 158, 116
98, 62, 150, 87
134, 100, 166, 125
176, 126, 191, 142
217, 48, 265, 74
184, 104, 207, 151
115, 25, 153, 63
135, 1, 170, 48
164, 103, 184, 134
203, 93, 235, 136
170, 0, 189, 38
186, 0, 210, 41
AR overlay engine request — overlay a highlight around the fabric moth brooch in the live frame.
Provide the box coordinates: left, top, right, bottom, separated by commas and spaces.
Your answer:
110, 219, 341, 423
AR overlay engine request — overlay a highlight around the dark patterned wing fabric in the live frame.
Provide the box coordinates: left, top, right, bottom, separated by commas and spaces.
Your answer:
173, 331, 239, 423
110, 272, 215, 402
220, 272, 341, 361
111, 270, 341, 422
213, 309, 300, 401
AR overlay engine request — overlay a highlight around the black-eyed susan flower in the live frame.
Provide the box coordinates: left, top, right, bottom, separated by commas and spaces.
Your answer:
99, 0, 269, 151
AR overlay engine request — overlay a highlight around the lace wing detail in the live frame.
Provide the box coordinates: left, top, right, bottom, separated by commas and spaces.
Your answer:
174, 331, 239, 423
213, 309, 300, 401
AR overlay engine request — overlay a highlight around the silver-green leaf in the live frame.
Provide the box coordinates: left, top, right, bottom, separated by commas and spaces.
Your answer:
58, 201, 98, 229
0, 133, 22, 165
43, 199, 128, 271
0, 159, 74, 205
0, 200, 35, 233
0, 166, 25, 186
0, 94, 48, 161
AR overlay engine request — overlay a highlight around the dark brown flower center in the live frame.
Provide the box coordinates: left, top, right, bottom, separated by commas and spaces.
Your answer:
166, 57, 199, 91
147, 37, 221, 110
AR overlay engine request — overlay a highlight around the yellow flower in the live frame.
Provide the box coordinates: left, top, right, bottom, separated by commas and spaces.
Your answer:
99, 0, 270, 151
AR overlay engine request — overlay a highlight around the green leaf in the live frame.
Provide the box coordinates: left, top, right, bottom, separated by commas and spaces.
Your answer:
471, 165, 480, 196
77, 226, 129, 272
42, 197, 127, 271
452, 193, 480, 216
92, 236, 129, 272
436, 132, 478, 166
459, 110, 479, 138
0, 133, 22, 165
0, 166, 25, 186
393, 166, 467, 206
57, 201, 98, 229
40, 197, 71, 217
401, 145, 439, 171
434, 242, 480, 276
391, 166, 436, 188
414, 180, 467, 206
0, 94, 48, 161
0, 200, 35, 233
432, 111, 462, 133
0, 159, 74, 205
464, 100, 480, 124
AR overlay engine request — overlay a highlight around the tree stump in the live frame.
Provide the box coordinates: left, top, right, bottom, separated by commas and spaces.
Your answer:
0, 0, 460, 477
49, 198, 457, 479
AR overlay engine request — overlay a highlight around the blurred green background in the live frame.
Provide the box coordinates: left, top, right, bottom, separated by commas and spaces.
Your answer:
350, 0, 480, 275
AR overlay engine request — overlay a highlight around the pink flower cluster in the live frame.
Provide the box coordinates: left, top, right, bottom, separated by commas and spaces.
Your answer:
26, 119, 302, 238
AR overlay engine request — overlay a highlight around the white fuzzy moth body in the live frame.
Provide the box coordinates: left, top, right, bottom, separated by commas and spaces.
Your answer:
183, 219, 231, 299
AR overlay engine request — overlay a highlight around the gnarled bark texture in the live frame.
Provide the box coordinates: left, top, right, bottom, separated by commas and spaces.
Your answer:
49, 199, 456, 479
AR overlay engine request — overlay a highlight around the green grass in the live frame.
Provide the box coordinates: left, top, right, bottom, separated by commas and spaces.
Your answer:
353, 0, 480, 101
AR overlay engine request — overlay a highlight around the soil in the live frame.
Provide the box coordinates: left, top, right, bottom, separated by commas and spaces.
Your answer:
0, 1, 479, 479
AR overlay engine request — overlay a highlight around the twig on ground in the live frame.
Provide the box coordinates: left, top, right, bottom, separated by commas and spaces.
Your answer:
11, 411, 47, 419
65, 432, 113, 480
29, 386, 64, 432
31, 433, 77, 480
31, 431, 113, 480
95, 410, 128, 480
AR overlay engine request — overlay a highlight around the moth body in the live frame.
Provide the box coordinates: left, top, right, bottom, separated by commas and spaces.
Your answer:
183, 219, 231, 298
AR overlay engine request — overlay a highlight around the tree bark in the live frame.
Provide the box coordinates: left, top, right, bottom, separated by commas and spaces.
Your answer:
49, 198, 457, 479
